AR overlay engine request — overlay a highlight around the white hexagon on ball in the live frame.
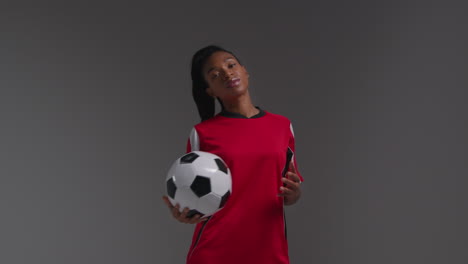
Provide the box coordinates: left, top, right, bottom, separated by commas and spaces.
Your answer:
172, 186, 199, 213
197, 193, 222, 215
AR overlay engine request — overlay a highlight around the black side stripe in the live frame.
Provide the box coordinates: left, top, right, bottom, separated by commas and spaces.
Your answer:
192, 216, 211, 250
282, 147, 294, 185
284, 211, 288, 240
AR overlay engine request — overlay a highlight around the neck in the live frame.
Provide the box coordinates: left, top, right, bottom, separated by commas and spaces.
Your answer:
221, 93, 259, 118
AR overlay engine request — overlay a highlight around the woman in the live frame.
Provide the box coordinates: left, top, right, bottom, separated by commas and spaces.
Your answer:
162, 45, 303, 264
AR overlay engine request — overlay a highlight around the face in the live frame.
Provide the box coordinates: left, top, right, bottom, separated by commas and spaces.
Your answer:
203, 51, 249, 102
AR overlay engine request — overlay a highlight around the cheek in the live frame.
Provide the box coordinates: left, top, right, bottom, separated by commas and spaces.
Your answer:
209, 81, 226, 95
242, 77, 249, 87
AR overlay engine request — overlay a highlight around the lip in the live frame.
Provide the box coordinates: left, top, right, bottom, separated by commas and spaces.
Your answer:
226, 78, 241, 88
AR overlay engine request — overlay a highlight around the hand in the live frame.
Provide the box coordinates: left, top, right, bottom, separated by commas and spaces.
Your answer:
279, 161, 302, 205
162, 196, 208, 224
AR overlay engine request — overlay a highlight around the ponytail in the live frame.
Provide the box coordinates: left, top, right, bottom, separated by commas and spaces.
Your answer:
190, 45, 240, 122
192, 81, 215, 122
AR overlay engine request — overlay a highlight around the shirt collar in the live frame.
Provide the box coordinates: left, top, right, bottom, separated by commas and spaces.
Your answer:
219, 106, 266, 119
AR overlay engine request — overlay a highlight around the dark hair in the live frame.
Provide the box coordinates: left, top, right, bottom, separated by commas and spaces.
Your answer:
191, 45, 241, 121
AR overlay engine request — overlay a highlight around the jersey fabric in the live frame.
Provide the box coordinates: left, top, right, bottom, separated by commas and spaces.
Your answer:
185, 108, 303, 264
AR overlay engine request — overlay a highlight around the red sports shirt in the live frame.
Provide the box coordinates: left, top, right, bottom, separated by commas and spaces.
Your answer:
185, 108, 303, 264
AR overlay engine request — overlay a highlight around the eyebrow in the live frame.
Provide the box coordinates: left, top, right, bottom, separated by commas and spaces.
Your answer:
206, 57, 236, 74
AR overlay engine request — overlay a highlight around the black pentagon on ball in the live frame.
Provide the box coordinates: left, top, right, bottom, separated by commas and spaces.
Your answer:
219, 190, 231, 208
190, 175, 211, 197
166, 177, 177, 199
180, 152, 199, 164
214, 158, 228, 174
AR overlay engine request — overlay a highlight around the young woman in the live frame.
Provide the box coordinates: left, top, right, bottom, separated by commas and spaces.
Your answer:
162, 45, 303, 264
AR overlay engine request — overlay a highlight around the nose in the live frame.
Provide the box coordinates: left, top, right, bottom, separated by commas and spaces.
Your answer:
222, 69, 233, 80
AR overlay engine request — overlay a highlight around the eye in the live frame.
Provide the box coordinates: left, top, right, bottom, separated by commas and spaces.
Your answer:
228, 63, 236, 68
211, 72, 220, 79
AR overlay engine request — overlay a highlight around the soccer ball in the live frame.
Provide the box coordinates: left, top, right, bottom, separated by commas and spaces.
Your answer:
166, 151, 232, 217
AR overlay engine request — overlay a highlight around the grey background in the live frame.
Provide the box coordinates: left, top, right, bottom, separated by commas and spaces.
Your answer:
1, 1, 467, 264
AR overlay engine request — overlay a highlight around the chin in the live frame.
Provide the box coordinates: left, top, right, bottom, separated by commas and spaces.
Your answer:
231, 85, 248, 95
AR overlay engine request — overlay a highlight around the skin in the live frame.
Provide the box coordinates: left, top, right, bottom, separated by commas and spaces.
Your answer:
279, 160, 302, 205
162, 51, 302, 224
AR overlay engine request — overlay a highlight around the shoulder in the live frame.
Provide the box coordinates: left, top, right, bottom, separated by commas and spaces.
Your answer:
263, 110, 292, 125
191, 114, 224, 132
263, 110, 297, 137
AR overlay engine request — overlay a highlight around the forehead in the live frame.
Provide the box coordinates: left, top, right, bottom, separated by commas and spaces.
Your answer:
204, 51, 238, 71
